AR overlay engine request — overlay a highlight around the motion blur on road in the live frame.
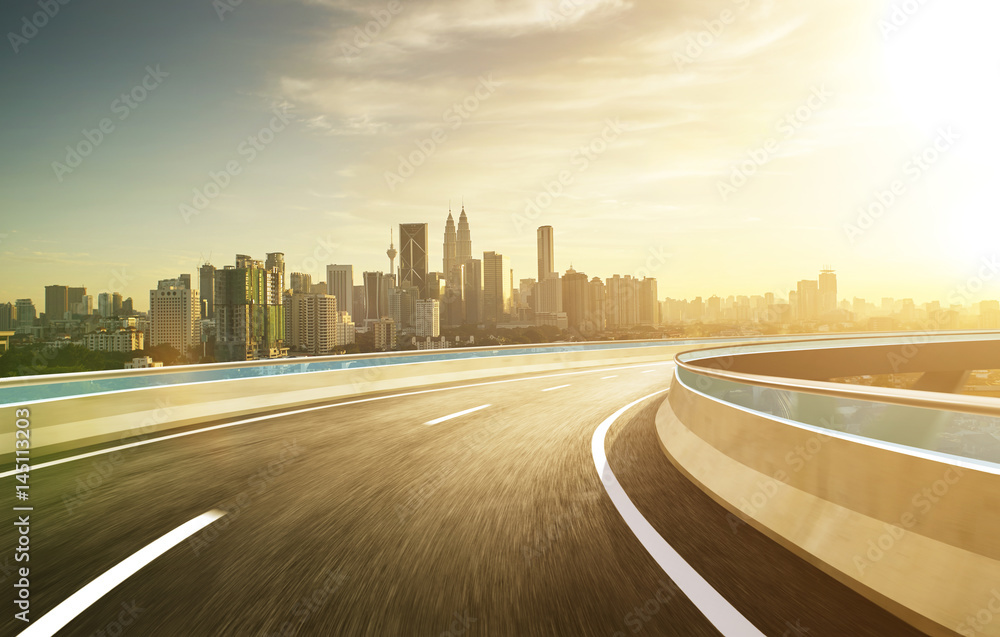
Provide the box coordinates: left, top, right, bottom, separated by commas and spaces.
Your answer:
2, 363, 925, 636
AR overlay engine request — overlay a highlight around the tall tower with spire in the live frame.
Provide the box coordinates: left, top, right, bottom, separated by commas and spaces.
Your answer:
443, 207, 458, 277
457, 204, 472, 267
386, 228, 397, 286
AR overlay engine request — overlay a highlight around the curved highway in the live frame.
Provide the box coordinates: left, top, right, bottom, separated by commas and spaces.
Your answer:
2, 361, 926, 636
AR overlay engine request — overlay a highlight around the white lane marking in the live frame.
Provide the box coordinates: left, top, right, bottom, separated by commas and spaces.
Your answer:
642, 370, 657, 374
424, 404, 491, 426
591, 392, 766, 637
542, 384, 571, 392
602, 376, 618, 380
0, 362, 676, 479
18, 510, 226, 637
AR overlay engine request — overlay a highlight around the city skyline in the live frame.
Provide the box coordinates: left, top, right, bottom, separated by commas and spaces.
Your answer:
3, 1, 1000, 306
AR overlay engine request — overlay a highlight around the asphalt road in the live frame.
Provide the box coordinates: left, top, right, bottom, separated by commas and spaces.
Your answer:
1, 362, 926, 636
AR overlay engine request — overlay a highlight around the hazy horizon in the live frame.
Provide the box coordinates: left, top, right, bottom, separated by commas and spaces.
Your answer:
3, 0, 999, 308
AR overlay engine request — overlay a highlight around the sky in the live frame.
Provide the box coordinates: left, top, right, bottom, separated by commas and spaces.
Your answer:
2, 0, 1000, 311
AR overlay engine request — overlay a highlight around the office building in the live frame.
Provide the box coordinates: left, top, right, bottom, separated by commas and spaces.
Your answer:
112, 292, 123, 317
797, 279, 819, 322
483, 251, 512, 324
149, 276, 201, 357
819, 268, 837, 317
326, 265, 354, 316
199, 264, 216, 319
464, 259, 483, 326
45, 285, 69, 322
399, 223, 429, 298
562, 268, 590, 332
537, 226, 556, 282
14, 299, 35, 334
265, 252, 286, 297
0, 302, 14, 331
363, 271, 390, 321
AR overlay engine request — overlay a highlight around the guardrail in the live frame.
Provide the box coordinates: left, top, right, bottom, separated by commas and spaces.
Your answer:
658, 332, 1000, 637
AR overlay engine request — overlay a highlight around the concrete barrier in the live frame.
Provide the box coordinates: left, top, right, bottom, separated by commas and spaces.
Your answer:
659, 347, 1000, 637
1, 343, 706, 456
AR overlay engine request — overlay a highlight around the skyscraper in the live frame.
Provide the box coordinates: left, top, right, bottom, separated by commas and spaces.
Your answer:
562, 268, 590, 332
14, 299, 35, 334
400, 223, 429, 298
363, 271, 389, 320
68, 287, 86, 315
200, 264, 216, 319
44, 285, 68, 322
326, 265, 354, 318
537, 226, 556, 282
112, 292, 123, 317
483, 251, 512, 324
0, 302, 15, 331
289, 272, 313, 295
149, 276, 201, 358
797, 279, 819, 321
98, 293, 111, 318
457, 206, 472, 267
265, 252, 286, 296
416, 299, 440, 337
215, 256, 286, 361
464, 259, 483, 326
819, 268, 837, 317
443, 210, 458, 279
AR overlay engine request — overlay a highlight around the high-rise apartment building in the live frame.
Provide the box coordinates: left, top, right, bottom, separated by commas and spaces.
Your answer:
215, 255, 286, 361
399, 223, 429, 298
14, 299, 35, 335
44, 285, 68, 322
149, 276, 201, 357
638, 278, 659, 326
289, 272, 313, 295
265, 252, 286, 298
483, 251, 512, 324
588, 277, 606, 331
287, 293, 338, 355
200, 264, 216, 319
373, 317, 397, 351
326, 265, 354, 317
416, 299, 440, 337
606, 275, 640, 328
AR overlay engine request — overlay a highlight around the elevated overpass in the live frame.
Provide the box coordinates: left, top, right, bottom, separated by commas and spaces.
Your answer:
1, 333, 996, 636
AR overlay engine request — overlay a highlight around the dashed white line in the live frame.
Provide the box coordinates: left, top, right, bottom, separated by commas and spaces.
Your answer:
542, 384, 572, 392
642, 370, 657, 374
602, 375, 618, 380
591, 392, 765, 637
18, 510, 227, 637
0, 362, 676, 479
424, 404, 491, 426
